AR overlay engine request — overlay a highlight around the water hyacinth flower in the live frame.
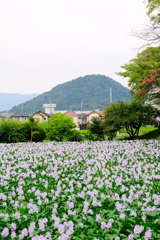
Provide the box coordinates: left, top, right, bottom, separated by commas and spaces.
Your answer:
95, 214, 101, 222
19, 228, 28, 239
45, 232, 52, 240
10, 222, 17, 230
101, 220, 114, 229
66, 201, 74, 209
128, 234, 134, 240
10, 231, 16, 239
28, 222, 36, 237
32, 235, 48, 240
120, 213, 126, 219
78, 223, 83, 227
144, 229, 152, 239
0, 140, 160, 239
1, 228, 9, 237
134, 225, 144, 234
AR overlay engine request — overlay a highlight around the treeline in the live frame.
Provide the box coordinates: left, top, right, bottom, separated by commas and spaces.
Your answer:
0, 114, 84, 143
0, 117, 46, 143
0, 100, 160, 143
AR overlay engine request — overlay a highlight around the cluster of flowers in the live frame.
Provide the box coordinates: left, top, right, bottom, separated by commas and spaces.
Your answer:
0, 140, 160, 239
137, 68, 160, 98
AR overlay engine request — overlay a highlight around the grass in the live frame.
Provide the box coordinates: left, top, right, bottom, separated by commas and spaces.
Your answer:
116, 126, 160, 140
140, 128, 160, 140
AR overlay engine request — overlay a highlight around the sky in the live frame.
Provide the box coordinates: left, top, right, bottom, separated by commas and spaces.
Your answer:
0, 0, 148, 94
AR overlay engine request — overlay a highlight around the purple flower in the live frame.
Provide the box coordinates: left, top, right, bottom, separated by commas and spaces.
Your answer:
128, 234, 134, 240
10, 223, 16, 230
134, 225, 144, 234
120, 213, 125, 219
95, 214, 101, 222
144, 229, 152, 239
1, 228, 9, 237
11, 231, 16, 239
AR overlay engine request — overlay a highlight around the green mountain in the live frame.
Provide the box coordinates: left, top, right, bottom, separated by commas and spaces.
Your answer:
9, 75, 131, 114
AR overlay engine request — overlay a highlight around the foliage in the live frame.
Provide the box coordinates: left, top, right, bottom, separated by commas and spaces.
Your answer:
146, 0, 160, 15
67, 130, 83, 142
104, 125, 117, 140
24, 116, 39, 142
87, 117, 105, 140
119, 125, 158, 135
104, 101, 160, 139
0, 141, 160, 239
0, 119, 29, 143
32, 124, 46, 142
140, 128, 160, 139
9, 75, 131, 113
136, 68, 160, 104
117, 46, 160, 102
45, 113, 76, 142
78, 129, 89, 134
132, 0, 160, 45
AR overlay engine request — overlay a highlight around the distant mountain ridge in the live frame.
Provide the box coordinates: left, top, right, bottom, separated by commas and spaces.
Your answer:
0, 93, 39, 112
9, 75, 131, 114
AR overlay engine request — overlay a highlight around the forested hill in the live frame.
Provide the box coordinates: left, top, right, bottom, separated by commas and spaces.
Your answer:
9, 75, 131, 114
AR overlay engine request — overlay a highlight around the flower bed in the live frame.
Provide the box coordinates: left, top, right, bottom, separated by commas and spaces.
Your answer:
0, 140, 160, 239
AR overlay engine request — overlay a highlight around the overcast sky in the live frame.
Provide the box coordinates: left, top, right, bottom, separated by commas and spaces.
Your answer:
0, 0, 148, 94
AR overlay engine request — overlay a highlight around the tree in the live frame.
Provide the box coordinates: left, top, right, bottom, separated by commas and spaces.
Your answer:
136, 68, 160, 104
117, 46, 160, 103
87, 117, 105, 140
104, 101, 160, 139
132, 0, 160, 45
45, 113, 76, 142
27, 116, 39, 142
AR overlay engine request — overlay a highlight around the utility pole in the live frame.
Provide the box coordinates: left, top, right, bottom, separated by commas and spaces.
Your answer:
81, 100, 83, 125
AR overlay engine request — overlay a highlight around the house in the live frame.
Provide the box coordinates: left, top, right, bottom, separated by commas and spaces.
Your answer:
10, 111, 29, 121
86, 110, 104, 122
78, 113, 87, 125
64, 110, 79, 128
32, 111, 50, 122
77, 113, 87, 129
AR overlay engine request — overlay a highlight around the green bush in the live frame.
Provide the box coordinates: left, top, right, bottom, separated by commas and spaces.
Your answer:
32, 126, 46, 142
0, 119, 29, 143
67, 130, 83, 142
45, 113, 76, 142
87, 117, 105, 140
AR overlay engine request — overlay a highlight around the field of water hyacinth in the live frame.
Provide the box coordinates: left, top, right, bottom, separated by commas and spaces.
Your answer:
0, 140, 160, 240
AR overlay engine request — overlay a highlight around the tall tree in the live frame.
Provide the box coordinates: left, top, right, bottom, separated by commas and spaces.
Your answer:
27, 116, 39, 142
136, 68, 160, 104
132, 0, 160, 45
104, 101, 160, 139
87, 116, 105, 140
117, 46, 160, 103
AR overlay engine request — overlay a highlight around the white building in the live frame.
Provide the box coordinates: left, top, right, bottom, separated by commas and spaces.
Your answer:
43, 104, 56, 114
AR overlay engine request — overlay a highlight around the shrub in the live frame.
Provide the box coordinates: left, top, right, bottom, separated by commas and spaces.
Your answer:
45, 113, 76, 142
67, 130, 83, 142
0, 119, 29, 143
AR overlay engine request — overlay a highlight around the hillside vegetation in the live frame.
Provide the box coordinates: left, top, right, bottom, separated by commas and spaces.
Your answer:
9, 75, 131, 114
